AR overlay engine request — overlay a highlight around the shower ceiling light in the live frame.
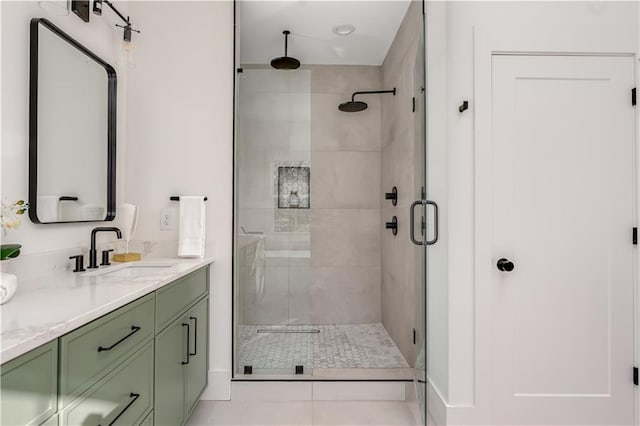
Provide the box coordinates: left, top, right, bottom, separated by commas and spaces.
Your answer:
332, 24, 355, 36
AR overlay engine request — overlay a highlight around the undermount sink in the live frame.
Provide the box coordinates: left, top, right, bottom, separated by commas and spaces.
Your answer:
86, 263, 176, 278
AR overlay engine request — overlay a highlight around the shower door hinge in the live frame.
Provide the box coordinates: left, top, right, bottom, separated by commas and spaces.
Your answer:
632, 88, 636, 106
634, 367, 638, 385
412, 97, 416, 113
633, 227, 637, 245
413, 328, 416, 345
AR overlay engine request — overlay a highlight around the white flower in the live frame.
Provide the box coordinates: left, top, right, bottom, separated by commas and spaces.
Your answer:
1, 200, 29, 231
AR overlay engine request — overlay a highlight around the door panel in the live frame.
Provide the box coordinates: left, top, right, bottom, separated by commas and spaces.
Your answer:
491, 55, 635, 425
154, 316, 187, 426
185, 297, 209, 417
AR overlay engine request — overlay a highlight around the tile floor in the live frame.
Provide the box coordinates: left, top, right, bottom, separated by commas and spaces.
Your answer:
186, 400, 423, 426
238, 323, 409, 370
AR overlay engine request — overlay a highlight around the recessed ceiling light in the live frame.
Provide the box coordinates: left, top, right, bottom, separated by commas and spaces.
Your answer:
332, 24, 355, 36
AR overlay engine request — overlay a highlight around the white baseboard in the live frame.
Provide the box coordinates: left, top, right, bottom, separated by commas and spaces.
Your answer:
313, 382, 406, 401
426, 380, 447, 426
200, 369, 231, 400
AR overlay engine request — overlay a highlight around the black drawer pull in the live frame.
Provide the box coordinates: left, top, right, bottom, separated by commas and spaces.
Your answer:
99, 392, 140, 426
189, 316, 198, 356
97, 326, 141, 352
182, 323, 190, 365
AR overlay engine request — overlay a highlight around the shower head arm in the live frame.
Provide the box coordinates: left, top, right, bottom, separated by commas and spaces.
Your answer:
283, 30, 290, 57
351, 88, 397, 102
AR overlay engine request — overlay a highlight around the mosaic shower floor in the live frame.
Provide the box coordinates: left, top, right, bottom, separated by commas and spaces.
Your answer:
237, 323, 409, 370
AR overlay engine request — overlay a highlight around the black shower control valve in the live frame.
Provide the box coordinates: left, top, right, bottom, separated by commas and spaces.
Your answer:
385, 186, 398, 206
385, 216, 398, 236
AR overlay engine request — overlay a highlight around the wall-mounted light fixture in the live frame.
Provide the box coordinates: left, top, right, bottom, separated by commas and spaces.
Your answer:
92, 0, 140, 45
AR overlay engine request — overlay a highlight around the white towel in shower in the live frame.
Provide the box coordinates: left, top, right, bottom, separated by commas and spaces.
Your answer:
252, 237, 265, 302
178, 196, 206, 258
38, 196, 60, 222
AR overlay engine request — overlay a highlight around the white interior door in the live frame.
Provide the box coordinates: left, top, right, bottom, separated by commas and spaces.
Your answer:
491, 55, 635, 425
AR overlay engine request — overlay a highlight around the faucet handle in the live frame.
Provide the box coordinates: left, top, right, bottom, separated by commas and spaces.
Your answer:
69, 255, 86, 273
101, 249, 115, 266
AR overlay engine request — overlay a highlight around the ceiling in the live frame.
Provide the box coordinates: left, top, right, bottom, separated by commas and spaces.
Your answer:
239, 1, 412, 66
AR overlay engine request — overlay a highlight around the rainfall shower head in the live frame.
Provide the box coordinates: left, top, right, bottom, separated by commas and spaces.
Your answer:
338, 89, 396, 112
271, 30, 301, 70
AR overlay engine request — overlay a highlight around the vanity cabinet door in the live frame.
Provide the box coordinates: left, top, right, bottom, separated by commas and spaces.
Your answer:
185, 297, 209, 418
0, 340, 58, 426
154, 315, 188, 426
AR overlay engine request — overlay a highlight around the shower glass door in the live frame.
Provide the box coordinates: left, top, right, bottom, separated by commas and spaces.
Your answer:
234, 68, 314, 376
412, 5, 430, 423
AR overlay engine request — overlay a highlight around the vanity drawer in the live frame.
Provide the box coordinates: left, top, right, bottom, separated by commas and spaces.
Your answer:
59, 294, 155, 406
60, 342, 154, 426
155, 267, 208, 331
1, 340, 58, 426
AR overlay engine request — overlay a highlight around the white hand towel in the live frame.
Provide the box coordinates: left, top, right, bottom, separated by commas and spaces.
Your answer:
117, 203, 139, 242
38, 196, 60, 222
178, 196, 206, 258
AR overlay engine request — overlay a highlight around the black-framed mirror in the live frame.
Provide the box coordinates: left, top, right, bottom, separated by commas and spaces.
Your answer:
29, 18, 116, 224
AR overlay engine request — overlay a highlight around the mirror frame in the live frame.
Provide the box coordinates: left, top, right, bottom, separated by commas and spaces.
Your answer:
28, 18, 117, 224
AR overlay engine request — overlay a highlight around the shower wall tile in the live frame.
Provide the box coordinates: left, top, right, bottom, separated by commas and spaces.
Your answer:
243, 265, 290, 325
380, 126, 415, 208
289, 263, 311, 324
310, 65, 382, 95
238, 147, 270, 209
308, 65, 384, 325
310, 266, 381, 324
379, 0, 423, 365
381, 206, 415, 362
311, 94, 381, 152
310, 209, 381, 267
311, 151, 381, 209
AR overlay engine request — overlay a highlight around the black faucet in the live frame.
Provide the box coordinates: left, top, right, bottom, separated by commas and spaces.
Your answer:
88, 227, 122, 269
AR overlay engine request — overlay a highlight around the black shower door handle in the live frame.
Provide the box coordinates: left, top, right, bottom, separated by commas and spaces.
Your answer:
410, 199, 438, 246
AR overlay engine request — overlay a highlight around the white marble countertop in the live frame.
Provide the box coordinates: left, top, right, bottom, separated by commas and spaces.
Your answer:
0, 257, 214, 364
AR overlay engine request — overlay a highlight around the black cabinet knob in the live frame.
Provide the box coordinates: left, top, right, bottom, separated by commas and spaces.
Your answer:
497, 258, 514, 272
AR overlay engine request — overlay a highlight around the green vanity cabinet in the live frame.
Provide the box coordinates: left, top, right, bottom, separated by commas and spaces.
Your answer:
0, 340, 58, 426
0, 265, 210, 426
155, 269, 210, 426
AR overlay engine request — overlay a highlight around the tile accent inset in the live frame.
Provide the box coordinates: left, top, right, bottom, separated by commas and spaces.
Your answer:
277, 166, 310, 209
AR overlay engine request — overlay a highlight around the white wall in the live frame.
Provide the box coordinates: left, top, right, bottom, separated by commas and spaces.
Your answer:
124, 1, 234, 399
427, 1, 639, 424
1, 0, 128, 253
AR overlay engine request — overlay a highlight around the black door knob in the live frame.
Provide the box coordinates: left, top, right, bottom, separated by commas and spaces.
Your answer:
497, 258, 514, 272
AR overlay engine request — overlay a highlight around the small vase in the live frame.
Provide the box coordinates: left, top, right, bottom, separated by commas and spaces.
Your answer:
0, 271, 18, 305
289, 190, 300, 208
